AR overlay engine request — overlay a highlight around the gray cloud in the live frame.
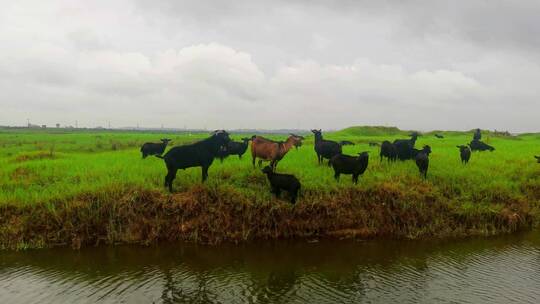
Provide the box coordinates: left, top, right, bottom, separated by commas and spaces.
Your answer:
0, 0, 539, 132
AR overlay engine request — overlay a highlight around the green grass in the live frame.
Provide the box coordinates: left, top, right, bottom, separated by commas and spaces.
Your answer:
1, 126, 539, 248
1, 127, 538, 207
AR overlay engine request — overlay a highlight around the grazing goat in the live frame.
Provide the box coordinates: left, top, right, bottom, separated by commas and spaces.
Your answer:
251, 135, 302, 170
339, 140, 355, 146
457, 145, 471, 164
369, 142, 380, 147
311, 129, 342, 165
160, 130, 230, 192
469, 140, 495, 152
415, 145, 432, 178
217, 137, 251, 162
535, 156, 540, 163
140, 138, 171, 158
330, 152, 369, 184
393, 132, 419, 160
261, 166, 301, 204
380, 140, 397, 162
435, 134, 444, 139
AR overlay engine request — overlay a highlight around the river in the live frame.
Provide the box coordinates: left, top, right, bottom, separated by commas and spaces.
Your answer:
1, 231, 540, 303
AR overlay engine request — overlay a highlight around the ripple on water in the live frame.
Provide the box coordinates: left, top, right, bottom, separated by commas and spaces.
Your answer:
1, 233, 540, 304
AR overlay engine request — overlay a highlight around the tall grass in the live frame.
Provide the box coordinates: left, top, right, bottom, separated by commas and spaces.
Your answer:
0, 127, 539, 249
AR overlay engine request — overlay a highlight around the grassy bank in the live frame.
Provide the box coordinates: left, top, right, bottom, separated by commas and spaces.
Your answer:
1, 127, 539, 249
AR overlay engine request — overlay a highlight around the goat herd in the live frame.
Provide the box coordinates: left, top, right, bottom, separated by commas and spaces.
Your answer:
139, 128, 537, 204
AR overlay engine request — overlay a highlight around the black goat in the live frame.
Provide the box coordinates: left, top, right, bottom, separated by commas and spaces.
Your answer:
330, 152, 369, 184
473, 128, 482, 141
435, 134, 444, 139
140, 138, 171, 158
535, 156, 540, 163
217, 137, 251, 162
261, 166, 301, 204
393, 132, 419, 160
469, 140, 495, 152
457, 145, 471, 164
339, 140, 355, 146
159, 130, 230, 192
380, 141, 397, 162
415, 145, 432, 178
311, 129, 342, 165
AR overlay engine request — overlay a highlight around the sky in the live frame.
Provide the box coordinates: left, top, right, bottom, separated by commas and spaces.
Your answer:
1, 0, 539, 132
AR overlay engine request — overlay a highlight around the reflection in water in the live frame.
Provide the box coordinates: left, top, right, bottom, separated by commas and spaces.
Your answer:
1, 231, 540, 303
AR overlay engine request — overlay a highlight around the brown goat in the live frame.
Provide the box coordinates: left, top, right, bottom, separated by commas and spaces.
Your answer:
251, 135, 303, 170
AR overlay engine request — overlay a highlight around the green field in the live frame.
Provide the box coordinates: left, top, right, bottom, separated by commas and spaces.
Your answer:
1, 126, 539, 249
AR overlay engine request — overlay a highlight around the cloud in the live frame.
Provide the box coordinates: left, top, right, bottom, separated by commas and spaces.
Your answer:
265, 59, 489, 130
0, 40, 533, 131
0, 42, 267, 128
0, 0, 539, 132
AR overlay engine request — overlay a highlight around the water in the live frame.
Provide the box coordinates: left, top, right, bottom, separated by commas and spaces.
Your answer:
2, 232, 540, 304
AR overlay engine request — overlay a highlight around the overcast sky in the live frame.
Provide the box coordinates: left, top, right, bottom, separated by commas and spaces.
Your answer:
1, 0, 539, 132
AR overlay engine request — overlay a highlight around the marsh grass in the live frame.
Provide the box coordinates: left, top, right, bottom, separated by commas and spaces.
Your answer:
0, 127, 539, 249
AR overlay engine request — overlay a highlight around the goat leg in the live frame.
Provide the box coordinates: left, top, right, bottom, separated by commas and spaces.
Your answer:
201, 166, 209, 182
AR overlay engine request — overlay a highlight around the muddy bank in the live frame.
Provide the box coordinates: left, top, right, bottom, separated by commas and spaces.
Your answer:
0, 183, 535, 250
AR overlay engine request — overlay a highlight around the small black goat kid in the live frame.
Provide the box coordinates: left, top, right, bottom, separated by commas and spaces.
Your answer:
380, 140, 397, 162
140, 138, 171, 158
535, 155, 540, 163
159, 130, 230, 192
457, 145, 471, 164
261, 166, 301, 204
435, 134, 444, 139
415, 145, 432, 178
330, 152, 369, 184
311, 129, 342, 165
217, 137, 251, 162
